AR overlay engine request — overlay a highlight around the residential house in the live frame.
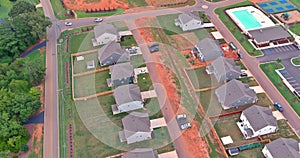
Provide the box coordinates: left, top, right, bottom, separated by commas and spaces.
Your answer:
92, 23, 120, 46
175, 13, 203, 31
237, 105, 278, 139
215, 79, 258, 109
262, 138, 300, 158
109, 62, 134, 87
207, 56, 241, 83
122, 148, 158, 158
247, 25, 291, 48
112, 84, 143, 114
98, 41, 129, 66
119, 112, 152, 144
193, 38, 223, 62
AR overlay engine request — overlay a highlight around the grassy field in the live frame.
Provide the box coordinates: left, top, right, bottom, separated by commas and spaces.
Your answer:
26, 47, 46, 68
73, 70, 111, 98
73, 51, 99, 74
193, 29, 212, 40
215, 1, 263, 56
290, 0, 300, 9
69, 31, 97, 53
0, 0, 14, 18
237, 77, 259, 87
50, 0, 68, 20
120, 35, 138, 48
127, 0, 148, 7
75, 8, 124, 18
290, 23, 300, 36
260, 62, 300, 115
291, 56, 300, 66
186, 67, 221, 89
109, 21, 129, 31
156, 13, 183, 35
130, 54, 145, 68
137, 73, 154, 92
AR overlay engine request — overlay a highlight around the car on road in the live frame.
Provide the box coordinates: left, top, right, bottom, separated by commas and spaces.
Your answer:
64, 22, 72, 26
274, 102, 284, 112
176, 114, 187, 120
180, 122, 191, 130
94, 18, 103, 22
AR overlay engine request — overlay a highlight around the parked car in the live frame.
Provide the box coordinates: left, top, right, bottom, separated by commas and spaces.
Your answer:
139, 69, 147, 74
94, 18, 103, 22
176, 114, 187, 120
180, 122, 191, 130
274, 102, 284, 112
64, 22, 72, 26
240, 69, 248, 77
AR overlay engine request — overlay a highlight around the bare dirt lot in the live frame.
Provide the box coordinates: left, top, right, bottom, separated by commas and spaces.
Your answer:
145, 0, 187, 6
63, 0, 129, 10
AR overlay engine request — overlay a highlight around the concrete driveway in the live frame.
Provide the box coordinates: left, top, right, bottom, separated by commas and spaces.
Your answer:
250, 86, 265, 93
141, 90, 157, 99
158, 150, 178, 158
150, 118, 167, 129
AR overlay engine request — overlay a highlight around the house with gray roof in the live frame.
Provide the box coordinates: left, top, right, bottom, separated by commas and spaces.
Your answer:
98, 41, 129, 66
109, 62, 134, 87
175, 13, 203, 31
215, 79, 258, 109
92, 23, 120, 46
193, 38, 223, 62
119, 112, 152, 144
237, 105, 278, 139
248, 25, 291, 48
262, 138, 300, 158
112, 84, 143, 114
122, 148, 158, 158
207, 56, 241, 83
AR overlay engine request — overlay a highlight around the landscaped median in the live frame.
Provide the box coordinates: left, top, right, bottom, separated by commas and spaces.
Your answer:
214, 1, 263, 56
260, 62, 300, 115
291, 56, 300, 66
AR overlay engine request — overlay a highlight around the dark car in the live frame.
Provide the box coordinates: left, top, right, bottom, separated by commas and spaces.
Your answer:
274, 102, 284, 112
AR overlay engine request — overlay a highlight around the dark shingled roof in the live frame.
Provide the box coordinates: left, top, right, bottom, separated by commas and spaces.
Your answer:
248, 25, 290, 43
211, 56, 241, 82
122, 112, 151, 138
195, 38, 223, 61
265, 138, 300, 158
113, 84, 142, 105
122, 148, 158, 158
98, 41, 129, 66
109, 62, 134, 81
243, 105, 277, 131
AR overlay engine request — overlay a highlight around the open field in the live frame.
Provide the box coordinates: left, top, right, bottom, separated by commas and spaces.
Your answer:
73, 70, 111, 98
290, 0, 300, 9
73, 51, 99, 74
137, 73, 154, 91
0, 0, 14, 18
130, 54, 145, 68
69, 31, 97, 53
215, 1, 263, 56
260, 62, 300, 115
186, 67, 221, 89
26, 47, 46, 68
290, 23, 300, 36
110, 21, 129, 31
50, 0, 68, 20
291, 56, 300, 66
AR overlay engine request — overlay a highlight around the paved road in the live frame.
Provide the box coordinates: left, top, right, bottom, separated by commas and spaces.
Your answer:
41, 0, 300, 157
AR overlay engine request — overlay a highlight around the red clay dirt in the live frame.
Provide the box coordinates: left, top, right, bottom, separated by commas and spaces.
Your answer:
63, 0, 129, 10
145, 0, 187, 6
136, 17, 209, 158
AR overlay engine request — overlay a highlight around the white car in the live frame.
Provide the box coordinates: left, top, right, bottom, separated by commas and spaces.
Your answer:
180, 123, 191, 130
240, 69, 248, 77
176, 114, 187, 120
94, 18, 103, 22
64, 22, 72, 26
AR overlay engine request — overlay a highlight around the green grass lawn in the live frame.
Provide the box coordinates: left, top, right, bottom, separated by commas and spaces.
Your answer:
156, 13, 183, 35
73, 51, 99, 74
69, 31, 97, 53
260, 62, 300, 115
0, 0, 14, 18
130, 54, 145, 68
26, 47, 46, 68
235, 60, 247, 70
109, 21, 129, 31
290, 0, 300, 9
291, 56, 300, 66
237, 77, 259, 87
50, 0, 68, 20
73, 70, 111, 98
186, 67, 221, 89
215, 1, 263, 56
75, 8, 124, 18
127, 0, 148, 7
137, 73, 153, 92
120, 35, 137, 48
290, 23, 300, 36
193, 29, 212, 40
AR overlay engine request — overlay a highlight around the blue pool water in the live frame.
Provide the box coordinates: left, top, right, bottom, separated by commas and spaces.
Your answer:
232, 10, 262, 30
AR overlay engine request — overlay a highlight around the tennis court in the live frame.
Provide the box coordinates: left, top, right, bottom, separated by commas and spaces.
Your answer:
258, 0, 297, 14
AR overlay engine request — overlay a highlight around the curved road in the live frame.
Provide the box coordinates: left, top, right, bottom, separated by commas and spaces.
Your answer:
41, 0, 300, 158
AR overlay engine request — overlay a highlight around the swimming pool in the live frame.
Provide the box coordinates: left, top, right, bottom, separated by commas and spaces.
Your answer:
232, 10, 262, 30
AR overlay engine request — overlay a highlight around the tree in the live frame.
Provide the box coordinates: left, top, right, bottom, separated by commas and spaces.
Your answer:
29, 87, 41, 99
24, 58, 46, 85
8, 80, 29, 92
8, 1, 36, 17
19, 143, 28, 152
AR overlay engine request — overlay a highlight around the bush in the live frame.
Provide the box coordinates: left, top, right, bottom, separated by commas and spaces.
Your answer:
19, 143, 28, 152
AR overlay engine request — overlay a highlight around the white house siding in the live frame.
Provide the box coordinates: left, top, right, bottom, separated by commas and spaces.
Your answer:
118, 101, 144, 113
127, 132, 152, 144
181, 20, 202, 31
262, 146, 273, 158
96, 33, 118, 45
